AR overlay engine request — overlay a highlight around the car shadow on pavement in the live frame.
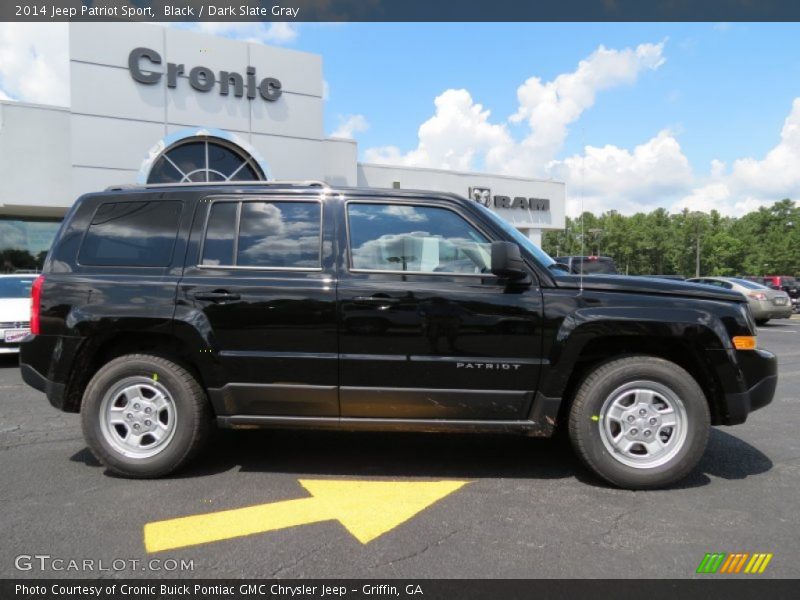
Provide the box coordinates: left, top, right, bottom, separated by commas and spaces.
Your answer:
69, 424, 773, 488
0, 355, 19, 369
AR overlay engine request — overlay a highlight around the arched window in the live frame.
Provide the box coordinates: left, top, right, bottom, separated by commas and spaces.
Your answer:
147, 137, 265, 184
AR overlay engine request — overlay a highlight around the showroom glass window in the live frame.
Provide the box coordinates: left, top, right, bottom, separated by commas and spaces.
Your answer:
201, 201, 321, 269
347, 203, 491, 274
147, 138, 265, 183
0, 218, 61, 273
78, 201, 182, 267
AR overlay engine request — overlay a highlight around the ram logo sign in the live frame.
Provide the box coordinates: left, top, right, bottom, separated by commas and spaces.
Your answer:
696, 552, 773, 574
468, 188, 550, 211
469, 187, 492, 206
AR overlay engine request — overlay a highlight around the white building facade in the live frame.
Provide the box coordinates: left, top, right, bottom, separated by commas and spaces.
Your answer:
0, 22, 564, 272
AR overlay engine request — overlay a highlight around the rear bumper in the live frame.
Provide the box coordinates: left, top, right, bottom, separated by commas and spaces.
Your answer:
19, 334, 78, 412
751, 300, 793, 320
20, 362, 66, 408
720, 348, 778, 425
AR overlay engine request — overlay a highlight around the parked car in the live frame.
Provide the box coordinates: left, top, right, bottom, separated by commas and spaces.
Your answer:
19, 182, 776, 489
554, 255, 618, 275
761, 276, 800, 313
0, 274, 36, 354
688, 277, 792, 325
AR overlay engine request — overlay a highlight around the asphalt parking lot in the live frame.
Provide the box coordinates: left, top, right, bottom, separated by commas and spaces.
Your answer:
1, 320, 799, 579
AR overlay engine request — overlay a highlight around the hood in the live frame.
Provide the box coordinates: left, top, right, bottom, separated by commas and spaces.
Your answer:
553, 274, 745, 302
0, 298, 30, 323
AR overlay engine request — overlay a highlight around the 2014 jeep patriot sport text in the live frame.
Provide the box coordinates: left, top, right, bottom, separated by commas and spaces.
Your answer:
19, 182, 778, 489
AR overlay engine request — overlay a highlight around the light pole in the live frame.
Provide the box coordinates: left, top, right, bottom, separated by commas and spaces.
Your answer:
689, 212, 703, 278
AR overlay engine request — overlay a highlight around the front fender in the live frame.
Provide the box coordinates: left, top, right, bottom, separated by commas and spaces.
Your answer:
539, 304, 731, 399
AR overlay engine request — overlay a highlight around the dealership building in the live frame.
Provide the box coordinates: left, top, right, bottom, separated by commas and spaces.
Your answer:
0, 22, 565, 272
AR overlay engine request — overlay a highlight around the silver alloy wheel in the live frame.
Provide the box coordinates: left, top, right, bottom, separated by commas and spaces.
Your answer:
598, 380, 688, 469
98, 376, 177, 459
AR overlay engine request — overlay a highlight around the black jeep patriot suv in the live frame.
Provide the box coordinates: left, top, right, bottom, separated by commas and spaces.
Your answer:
20, 182, 777, 488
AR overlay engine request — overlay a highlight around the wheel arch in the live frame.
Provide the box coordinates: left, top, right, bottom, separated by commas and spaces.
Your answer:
63, 332, 209, 413
544, 324, 728, 428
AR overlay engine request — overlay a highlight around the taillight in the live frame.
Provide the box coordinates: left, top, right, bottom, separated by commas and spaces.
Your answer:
748, 292, 767, 301
30, 275, 45, 335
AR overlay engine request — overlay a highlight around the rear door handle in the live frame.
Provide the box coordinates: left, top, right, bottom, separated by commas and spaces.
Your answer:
353, 296, 400, 306
193, 290, 241, 302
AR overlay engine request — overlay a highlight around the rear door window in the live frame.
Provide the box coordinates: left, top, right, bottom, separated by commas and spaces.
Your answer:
200, 200, 322, 269
78, 201, 182, 267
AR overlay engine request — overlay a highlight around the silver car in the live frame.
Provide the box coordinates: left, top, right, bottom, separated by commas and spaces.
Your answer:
0, 275, 36, 354
688, 277, 792, 325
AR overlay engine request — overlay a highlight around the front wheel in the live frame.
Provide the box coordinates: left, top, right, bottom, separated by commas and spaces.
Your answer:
755, 318, 769, 326
568, 356, 710, 489
81, 354, 211, 478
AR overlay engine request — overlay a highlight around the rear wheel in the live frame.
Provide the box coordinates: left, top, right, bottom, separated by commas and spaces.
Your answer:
568, 356, 710, 489
755, 318, 769, 326
81, 354, 211, 478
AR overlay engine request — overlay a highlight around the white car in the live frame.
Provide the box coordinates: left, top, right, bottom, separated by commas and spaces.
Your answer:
0, 274, 36, 354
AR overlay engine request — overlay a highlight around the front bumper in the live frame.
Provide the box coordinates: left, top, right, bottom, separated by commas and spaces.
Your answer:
720, 348, 778, 425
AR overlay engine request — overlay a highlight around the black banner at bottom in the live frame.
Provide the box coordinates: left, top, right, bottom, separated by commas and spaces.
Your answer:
2, 579, 799, 600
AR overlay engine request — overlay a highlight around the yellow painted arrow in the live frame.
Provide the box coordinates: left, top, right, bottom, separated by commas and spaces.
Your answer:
144, 479, 468, 553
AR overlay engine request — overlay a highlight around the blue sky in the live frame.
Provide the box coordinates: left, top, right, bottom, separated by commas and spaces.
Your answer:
1, 21, 799, 215
293, 22, 799, 170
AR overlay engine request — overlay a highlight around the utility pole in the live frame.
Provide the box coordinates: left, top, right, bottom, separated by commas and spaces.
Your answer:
695, 230, 701, 278
689, 211, 703, 278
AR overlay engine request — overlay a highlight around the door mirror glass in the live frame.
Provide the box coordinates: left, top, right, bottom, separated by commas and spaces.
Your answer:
491, 241, 526, 279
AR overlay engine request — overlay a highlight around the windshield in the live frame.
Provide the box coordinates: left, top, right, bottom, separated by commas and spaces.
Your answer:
471, 202, 555, 268
0, 277, 36, 298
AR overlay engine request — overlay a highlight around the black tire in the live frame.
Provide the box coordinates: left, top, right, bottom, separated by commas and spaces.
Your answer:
81, 354, 212, 478
755, 318, 769, 326
568, 356, 710, 490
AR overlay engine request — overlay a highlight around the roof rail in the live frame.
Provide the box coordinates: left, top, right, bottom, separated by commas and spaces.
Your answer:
105, 180, 330, 192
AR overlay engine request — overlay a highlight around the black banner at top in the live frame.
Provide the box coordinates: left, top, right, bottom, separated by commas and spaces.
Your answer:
4, 0, 800, 22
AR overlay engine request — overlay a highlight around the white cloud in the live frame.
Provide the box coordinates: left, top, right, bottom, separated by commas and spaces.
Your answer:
364, 88, 513, 171
0, 23, 68, 105
672, 183, 731, 214
360, 37, 800, 218
549, 130, 693, 216
502, 42, 666, 172
666, 99, 800, 216
729, 98, 800, 199
671, 183, 771, 217
330, 114, 369, 139
365, 42, 666, 177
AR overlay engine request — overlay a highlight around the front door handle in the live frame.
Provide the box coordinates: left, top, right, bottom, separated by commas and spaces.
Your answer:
353, 296, 400, 306
193, 290, 241, 302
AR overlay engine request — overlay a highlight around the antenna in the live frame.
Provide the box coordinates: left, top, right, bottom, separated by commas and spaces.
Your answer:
579, 127, 586, 294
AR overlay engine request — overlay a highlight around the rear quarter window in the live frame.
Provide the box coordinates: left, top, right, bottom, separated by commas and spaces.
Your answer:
78, 201, 182, 267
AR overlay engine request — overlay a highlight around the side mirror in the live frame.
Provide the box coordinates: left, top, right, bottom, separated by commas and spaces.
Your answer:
491, 241, 526, 279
